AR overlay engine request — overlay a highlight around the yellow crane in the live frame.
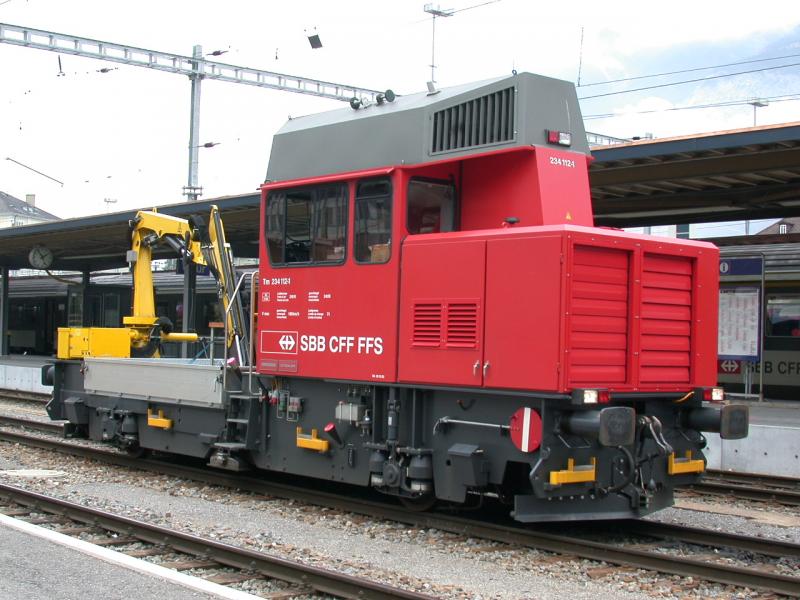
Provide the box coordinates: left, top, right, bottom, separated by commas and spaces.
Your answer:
57, 205, 246, 361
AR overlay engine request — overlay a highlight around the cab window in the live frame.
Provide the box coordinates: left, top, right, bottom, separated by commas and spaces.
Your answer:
266, 183, 347, 266
355, 178, 392, 264
407, 178, 456, 234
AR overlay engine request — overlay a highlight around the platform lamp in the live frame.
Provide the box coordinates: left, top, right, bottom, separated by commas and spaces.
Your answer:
306, 29, 322, 49
748, 99, 769, 127
744, 98, 767, 237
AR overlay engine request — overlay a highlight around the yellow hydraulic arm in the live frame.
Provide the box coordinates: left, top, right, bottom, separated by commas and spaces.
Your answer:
205, 206, 249, 366
57, 206, 240, 360
122, 210, 206, 356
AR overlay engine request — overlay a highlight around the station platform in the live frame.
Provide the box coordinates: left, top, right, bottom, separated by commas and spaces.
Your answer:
0, 518, 226, 600
0, 354, 52, 395
705, 400, 800, 478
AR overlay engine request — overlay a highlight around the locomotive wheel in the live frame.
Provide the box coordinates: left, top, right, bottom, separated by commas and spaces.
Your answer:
399, 494, 437, 512
125, 445, 149, 459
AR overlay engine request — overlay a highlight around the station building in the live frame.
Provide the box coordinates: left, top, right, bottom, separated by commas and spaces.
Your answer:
0, 191, 59, 228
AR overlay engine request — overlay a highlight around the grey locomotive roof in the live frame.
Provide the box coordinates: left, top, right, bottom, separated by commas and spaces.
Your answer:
266, 72, 588, 183
0, 190, 59, 221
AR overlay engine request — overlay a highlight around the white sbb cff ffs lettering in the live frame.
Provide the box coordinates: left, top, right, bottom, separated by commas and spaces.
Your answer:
300, 335, 383, 355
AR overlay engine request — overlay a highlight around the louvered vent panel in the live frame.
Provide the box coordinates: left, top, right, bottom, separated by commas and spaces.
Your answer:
412, 303, 442, 347
568, 246, 629, 384
640, 254, 693, 383
431, 86, 515, 154
446, 302, 479, 348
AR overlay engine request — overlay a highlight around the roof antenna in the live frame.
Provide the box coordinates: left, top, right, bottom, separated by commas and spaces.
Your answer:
576, 26, 584, 87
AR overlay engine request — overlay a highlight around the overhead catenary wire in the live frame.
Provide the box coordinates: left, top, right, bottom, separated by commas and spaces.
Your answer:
579, 61, 800, 100
410, 0, 501, 24
583, 92, 800, 120
450, 0, 502, 14
579, 51, 800, 88
634, 220, 778, 233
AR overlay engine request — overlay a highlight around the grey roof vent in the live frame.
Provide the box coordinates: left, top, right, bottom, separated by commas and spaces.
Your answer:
266, 73, 588, 182
431, 86, 515, 154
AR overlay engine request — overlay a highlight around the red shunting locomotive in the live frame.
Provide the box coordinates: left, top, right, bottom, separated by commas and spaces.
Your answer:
256, 72, 747, 521
47, 72, 749, 522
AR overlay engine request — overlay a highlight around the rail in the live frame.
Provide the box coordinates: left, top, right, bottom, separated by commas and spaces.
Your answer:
0, 482, 431, 600
0, 414, 62, 434
1, 422, 798, 596
685, 469, 800, 506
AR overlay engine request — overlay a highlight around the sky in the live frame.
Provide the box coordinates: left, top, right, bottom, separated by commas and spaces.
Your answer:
0, 0, 799, 235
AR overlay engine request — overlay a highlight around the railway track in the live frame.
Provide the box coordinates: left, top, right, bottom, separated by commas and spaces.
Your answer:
5, 412, 798, 511
1, 417, 799, 596
0, 391, 50, 404
685, 470, 800, 506
0, 482, 430, 600
0, 414, 62, 434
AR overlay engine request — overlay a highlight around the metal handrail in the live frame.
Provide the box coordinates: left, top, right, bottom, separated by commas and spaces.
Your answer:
248, 272, 257, 395
222, 270, 257, 395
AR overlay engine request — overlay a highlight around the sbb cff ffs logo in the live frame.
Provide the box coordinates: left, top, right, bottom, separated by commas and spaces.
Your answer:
261, 331, 299, 355
300, 335, 384, 355
278, 334, 296, 351
261, 331, 383, 355
718, 359, 740, 374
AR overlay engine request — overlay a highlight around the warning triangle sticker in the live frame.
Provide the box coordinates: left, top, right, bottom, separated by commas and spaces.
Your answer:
565, 211, 572, 220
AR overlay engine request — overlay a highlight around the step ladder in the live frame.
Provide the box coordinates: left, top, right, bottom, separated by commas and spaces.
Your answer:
209, 393, 261, 471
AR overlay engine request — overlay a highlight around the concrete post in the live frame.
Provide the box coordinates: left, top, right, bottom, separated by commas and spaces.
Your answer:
180, 258, 196, 358
0, 266, 9, 355
81, 270, 90, 327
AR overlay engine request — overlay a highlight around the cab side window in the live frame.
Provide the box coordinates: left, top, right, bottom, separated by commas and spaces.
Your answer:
266, 183, 347, 266
407, 179, 456, 234
286, 192, 312, 262
355, 179, 392, 264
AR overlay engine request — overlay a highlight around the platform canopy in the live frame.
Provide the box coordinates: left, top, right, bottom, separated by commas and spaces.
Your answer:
3, 122, 800, 272
0, 193, 260, 272
590, 122, 800, 227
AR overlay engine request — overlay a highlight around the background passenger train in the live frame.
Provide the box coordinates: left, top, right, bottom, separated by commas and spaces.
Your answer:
7, 272, 223, 357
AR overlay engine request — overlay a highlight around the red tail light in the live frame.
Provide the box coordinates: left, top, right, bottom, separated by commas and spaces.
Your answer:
546, 129, 572, 146
702, 387, 725, 403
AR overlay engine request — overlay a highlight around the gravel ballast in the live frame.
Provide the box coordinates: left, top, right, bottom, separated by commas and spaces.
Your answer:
0, 433, 797, 599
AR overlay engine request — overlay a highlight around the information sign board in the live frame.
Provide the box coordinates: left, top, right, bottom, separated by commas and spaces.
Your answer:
718, 287, 760, 360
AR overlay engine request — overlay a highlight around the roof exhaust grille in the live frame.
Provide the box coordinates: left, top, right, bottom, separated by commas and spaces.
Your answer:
431, 86, 515, 154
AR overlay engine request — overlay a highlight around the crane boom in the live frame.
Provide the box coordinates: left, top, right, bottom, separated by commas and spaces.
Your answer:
57, 206, 241, 361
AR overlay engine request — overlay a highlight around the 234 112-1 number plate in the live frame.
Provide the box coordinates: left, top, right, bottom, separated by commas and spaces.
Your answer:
549, 156, 576, 168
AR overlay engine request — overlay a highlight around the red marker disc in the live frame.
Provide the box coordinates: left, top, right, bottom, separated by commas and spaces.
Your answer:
509, 407, 542, 453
